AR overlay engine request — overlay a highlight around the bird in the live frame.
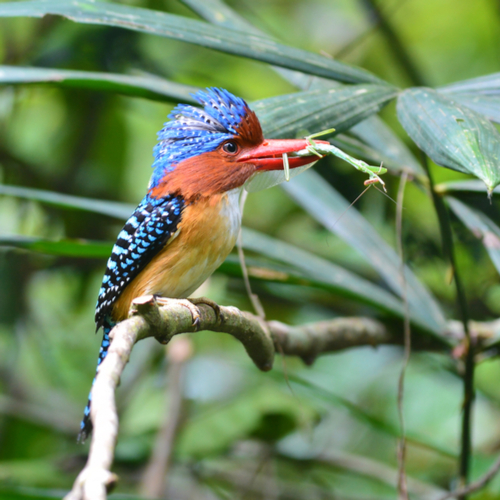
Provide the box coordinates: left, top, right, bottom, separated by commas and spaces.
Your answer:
78, 87, 327, 442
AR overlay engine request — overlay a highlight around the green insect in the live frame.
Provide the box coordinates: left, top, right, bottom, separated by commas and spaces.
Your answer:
283, 128, 388, 191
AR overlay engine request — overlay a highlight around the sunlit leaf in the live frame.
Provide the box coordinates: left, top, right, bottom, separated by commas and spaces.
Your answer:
440, 72, 500, 123
0, 184, 133, 219
281, 170, 447, 336
0, 65, 198, 103
397, 88, 500, 193
447, 197, 500, 275
0, 0, 386, 85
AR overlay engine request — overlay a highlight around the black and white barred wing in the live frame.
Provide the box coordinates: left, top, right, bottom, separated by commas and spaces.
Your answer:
94, 195, 184, 330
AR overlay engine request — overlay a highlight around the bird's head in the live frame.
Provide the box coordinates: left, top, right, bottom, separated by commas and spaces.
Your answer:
149, 88, 327, 200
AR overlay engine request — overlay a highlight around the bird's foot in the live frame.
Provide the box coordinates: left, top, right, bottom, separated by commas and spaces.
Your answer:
154, 296, 223, 330
154, 296, 202, 330
188, 297, 224, 325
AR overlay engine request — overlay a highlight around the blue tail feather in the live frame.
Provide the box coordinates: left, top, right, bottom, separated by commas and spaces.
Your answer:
77, 319, 115, 443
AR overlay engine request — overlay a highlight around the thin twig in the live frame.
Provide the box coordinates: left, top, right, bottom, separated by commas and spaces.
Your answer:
396, 172, 410, 500
433, 453, 500, 500
237, 191, 267, 319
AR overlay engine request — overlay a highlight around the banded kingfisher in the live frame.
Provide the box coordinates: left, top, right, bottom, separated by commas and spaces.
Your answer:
79, 87, 327, 441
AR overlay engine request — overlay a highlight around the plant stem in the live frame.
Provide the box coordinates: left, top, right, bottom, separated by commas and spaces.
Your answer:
396, 172, 410, 500
423, 157, 474, 497
360, 0, 428, 87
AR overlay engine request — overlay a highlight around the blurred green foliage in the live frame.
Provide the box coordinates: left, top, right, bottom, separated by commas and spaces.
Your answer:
1, 0, 500, 499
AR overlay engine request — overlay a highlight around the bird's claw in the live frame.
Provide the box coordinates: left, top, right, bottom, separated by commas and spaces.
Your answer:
154, 296, 223, 330
188, 297, 224, 325
154, 296, 202, 330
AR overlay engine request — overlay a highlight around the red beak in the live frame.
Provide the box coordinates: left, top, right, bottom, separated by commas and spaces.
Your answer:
238, 138, 330, 170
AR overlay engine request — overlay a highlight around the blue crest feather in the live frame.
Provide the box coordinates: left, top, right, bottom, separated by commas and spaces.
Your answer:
150, 88, 251, 189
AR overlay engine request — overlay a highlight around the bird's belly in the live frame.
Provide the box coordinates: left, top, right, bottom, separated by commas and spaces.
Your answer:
154, 245, 229, 298
112, 189, 241, 321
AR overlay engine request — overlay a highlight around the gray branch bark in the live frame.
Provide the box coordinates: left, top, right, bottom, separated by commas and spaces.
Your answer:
63, 295, 498, 500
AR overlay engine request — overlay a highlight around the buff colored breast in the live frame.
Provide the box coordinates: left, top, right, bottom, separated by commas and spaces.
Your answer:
112, 189, 242, 322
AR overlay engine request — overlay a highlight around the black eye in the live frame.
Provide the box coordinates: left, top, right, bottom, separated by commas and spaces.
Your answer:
222, 141, 239, 154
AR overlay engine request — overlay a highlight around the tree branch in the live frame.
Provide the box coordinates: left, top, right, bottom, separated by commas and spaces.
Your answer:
62, 295, 469, 500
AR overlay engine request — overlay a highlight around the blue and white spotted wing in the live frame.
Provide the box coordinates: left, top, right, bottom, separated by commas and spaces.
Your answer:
94, 194, 184, 330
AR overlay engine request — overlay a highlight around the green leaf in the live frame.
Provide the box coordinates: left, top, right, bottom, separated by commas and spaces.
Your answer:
348, 116, 425, 177
446, 197, 500, 275
0, 488, 62, 500
439, 72, 500, 123
435, 179, 500, 195
0, 228, 410, 325
241, 228, 408, 321
439, 72, 500, 95
219, 254, 331, 290
0, 0, 386, 85
181, 0, 255, 31
0, 235, 112, 258
0, 184, 134, 219
282, 372, 457, 460
176, 384, 317, 458
0, 487, 138, 500
183, 0, 420, 178
0, 461, 63, 488
397, 88, 500, 193
0, 226, 410, 325
255, 85, 398, 139
281, 170, 447, 336
443, 94, 500, 124
181, 0, 341, 90
247, 85, 396, 191
329, 132, 419, 177
0, 65, 198, 103
0, 184, 414, 322
1, 189, 442, 332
